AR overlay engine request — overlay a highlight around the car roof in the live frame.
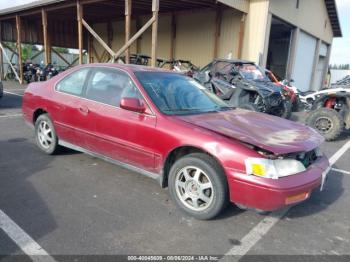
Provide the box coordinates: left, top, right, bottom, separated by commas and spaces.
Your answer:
77, 63, 173, 73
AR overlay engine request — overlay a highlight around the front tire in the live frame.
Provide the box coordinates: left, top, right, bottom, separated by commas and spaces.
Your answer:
168, 153, 228, 220
306, 108, 344, 141
35, 114, 60, 154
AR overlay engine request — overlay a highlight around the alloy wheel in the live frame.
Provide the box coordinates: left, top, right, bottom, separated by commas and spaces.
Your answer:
37, 120, 53, 149
175, 166, 214, 212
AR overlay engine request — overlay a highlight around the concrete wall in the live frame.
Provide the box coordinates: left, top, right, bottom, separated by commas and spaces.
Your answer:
269, 0, 334, 44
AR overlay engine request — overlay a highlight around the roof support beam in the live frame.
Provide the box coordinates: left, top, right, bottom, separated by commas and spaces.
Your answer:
151, 0, 159, 67
213, 7, 222, 59
237, 13, 246, 59
114, 15, 155, 60
125, 0, 132, 64
169, 12, 176, 63
16, 15, 23, 84
42, 8, 50, 65
82, 19, 116, 59
87, 34, 93, 63
77, 0, 84, 64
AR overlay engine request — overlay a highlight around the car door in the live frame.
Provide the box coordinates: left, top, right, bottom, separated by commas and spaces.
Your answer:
51, 67, 94, 147
83, 67, 157, 172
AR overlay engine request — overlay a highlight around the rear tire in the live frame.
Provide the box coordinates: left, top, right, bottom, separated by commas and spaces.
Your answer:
306, 108, 344, 141
168, 153, 228, 220
35, 114, 60, 154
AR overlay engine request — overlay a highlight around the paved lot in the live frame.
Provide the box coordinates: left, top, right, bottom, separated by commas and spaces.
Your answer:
0, 81, 350, 261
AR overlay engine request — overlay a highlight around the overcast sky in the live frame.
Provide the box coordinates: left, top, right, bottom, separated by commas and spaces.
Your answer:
0, 0, 349, 65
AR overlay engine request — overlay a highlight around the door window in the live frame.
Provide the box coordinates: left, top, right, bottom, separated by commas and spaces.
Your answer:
56, 68, 89, 96
85, 68, 141, 107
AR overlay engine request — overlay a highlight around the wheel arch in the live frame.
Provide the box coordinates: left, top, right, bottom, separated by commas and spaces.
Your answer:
161, 145, 224, 188
33, 108, 48, 124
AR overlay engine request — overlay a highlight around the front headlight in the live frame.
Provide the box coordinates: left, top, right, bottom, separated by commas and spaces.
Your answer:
245, 158, 306, 179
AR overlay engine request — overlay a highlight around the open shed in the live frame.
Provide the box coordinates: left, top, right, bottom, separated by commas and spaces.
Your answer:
0, 0, 249, 83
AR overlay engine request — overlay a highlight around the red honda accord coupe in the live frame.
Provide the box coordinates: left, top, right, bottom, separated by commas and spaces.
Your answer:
22, 64, 330, 219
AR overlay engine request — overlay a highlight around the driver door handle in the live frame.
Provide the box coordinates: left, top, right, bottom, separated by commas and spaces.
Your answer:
79, 105, 89, 115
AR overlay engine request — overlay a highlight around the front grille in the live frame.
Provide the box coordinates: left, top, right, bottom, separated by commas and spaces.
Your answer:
284, 150, 318, 168
296, 150, 318, 168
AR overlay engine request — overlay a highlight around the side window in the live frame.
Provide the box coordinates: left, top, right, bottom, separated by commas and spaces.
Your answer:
85, 68, 141, 107
56, 68, 89, 96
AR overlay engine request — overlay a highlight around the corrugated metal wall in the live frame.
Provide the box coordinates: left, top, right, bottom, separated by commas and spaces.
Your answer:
219, 8, 242, 59
217, 0, 249, 13
175, 10, 216, 66
139, 15, 171, 59
92, 8, 242, 67
241, 0, 270, 64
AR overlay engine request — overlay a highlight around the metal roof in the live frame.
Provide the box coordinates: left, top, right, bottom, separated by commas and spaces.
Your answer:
0, 0, 342, 37
325, 0, 342, 37
0, 0, 67, 16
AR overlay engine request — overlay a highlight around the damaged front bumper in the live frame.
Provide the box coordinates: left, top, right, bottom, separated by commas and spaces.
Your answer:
226, 155, 330, 211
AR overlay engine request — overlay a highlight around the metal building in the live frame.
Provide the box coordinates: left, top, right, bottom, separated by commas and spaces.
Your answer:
0, 0, 342, 91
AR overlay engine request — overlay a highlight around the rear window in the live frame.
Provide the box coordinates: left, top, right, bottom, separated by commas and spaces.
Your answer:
56, 68, 89, 96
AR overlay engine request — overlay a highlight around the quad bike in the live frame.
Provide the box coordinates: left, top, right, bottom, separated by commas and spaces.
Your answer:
305, 87, 350, 141
194, 59, 292, 119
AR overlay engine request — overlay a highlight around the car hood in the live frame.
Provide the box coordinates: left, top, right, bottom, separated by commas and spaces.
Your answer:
177, 109, 324, 155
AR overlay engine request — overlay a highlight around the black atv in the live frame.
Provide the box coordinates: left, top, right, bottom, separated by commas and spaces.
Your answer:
305, 86, 350, 141
194, 59, 291, 118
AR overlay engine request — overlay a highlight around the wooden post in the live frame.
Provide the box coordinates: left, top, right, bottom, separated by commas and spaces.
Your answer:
170, 13, 176, 62
41, 8, 50, 65
237, 14, 246, 59
125, 0, 132, 64
77, 0, 83, 65
114, 16, 155, 59
16, 15, 23, 84
151, 0, 159, 67
82, 19, 116, 58
136, 17, 141, 54
213, 8, 222, 59
88, 34, 93, 63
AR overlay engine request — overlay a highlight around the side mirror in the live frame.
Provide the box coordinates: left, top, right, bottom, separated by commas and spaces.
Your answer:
120, 97, 146, 113
290, 79, 295, 83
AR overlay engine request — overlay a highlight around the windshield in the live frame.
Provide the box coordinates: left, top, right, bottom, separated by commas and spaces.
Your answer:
237, 64, 269, 81
135, 72, 231, 115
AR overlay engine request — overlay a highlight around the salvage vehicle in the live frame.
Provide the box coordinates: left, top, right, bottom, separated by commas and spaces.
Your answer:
23, 64, 330, 220
265, 69, 298, 111
194, 59, 292, 119
305, 86, 350, 141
